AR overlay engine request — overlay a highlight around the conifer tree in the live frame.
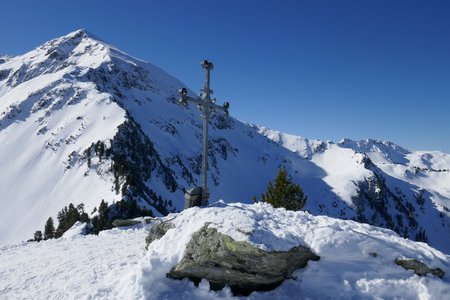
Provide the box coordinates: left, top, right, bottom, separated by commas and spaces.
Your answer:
91, 216, 100, 235
44, 217, 55, 240
54, 203, 83, 238
54, 207, 68, 238
93, 200, 110, 234
66, 203, 80, 226
77, 203, 90, 223
254, 167, 307, 211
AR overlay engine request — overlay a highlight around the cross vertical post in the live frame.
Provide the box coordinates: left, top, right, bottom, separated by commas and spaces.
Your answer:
201, 103, 209, 204
179, 60, 230, 207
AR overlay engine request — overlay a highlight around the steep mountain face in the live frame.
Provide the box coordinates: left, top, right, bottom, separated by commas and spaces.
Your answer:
0, 30, 449, 253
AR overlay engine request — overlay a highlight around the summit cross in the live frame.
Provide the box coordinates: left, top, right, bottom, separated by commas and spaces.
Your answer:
179, 60, 230, 206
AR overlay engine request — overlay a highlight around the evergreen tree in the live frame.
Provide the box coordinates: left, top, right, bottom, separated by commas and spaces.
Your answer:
254, 167, 307, 211
55, 207, 68, 238
93, 200, 110, 234
44, 217, 55, 240
66, 203, 80, 226
77, 203, 90, 223
34, 230, 43, 242
91, 216, 100, 235
54, 203, 86, 238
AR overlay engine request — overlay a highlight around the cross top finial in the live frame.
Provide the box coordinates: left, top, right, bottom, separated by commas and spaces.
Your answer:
201, 60, 214, 70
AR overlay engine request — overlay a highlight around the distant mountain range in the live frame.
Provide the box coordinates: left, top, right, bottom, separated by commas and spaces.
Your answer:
0, 30, 448, 253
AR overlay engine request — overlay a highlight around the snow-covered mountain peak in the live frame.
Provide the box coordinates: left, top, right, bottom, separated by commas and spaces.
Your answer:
256, 125, 330, 159
0, 30, 114, 92
36, 29, 112, 57
338, 138, 450, 172
339, 138, 411, 164
1, 30, 448, 256
339, 138, 410, 155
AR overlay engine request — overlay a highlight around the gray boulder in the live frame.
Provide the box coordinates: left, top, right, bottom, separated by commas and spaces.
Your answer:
395, 258, 445, 278
145, 221, 175, 249
112, 217, 156, 228
167, 226, 320, 296
112, 219, 142, 228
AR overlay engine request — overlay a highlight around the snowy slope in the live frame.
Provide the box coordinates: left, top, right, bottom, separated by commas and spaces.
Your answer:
259, 129, 450, 254
0, 31, 127, 245
0, 30, 449, 255
1, 202, 449, 299
0, 30, 187, 245
0, 224, 148, 299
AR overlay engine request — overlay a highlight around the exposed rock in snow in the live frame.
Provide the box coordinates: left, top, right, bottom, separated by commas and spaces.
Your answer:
112, 218, 143, 228
145, 221, 175, 249
167, 225, 320, 296
395, 258, 445, 278
133, 202, 450, 299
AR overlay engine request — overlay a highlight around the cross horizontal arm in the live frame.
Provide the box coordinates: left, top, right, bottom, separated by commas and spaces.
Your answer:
179, 92, 229, 114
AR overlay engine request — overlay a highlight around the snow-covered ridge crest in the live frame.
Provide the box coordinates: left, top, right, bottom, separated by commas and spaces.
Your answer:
1, 28, 179, 91
1, 202, 449, 298
339, 138, 411, 164
256, 125, 330, 159
0, 55, 13, 64
132, 202, 450, 299
30, 28, 133, 66
256, 126, 450, 254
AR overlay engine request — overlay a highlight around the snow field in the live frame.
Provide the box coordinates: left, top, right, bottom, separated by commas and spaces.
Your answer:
1, 202, 449, 299
128, 202, 450, 299
0, 226, 148, 299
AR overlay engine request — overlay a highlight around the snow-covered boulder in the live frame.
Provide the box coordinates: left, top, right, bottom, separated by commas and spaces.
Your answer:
133, 201, 450, 299
167, 225, 320, 295
145, 221, 175, 249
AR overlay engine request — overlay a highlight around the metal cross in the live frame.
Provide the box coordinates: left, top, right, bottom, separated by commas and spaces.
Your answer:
179, 60, 230, 206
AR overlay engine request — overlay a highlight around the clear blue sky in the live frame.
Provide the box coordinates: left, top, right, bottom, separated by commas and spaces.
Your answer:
1, 0, 449, 152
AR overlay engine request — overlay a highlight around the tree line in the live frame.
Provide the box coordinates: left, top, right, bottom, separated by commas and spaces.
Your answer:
30, 199, 153, 242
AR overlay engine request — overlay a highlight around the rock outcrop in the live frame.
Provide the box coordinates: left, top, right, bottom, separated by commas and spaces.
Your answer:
395, 258, 445, 278
112, 219, 142, 228
145, 221, 174, 249
167, 225, 320, 296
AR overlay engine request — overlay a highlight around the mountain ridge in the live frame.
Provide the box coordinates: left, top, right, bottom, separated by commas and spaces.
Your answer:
0, 30, 448, 254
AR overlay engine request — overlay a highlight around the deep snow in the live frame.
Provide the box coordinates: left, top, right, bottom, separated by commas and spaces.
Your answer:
1, 202, 448, 299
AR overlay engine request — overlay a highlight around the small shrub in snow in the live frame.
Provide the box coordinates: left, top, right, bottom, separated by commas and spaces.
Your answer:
33, 230, 43, 242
